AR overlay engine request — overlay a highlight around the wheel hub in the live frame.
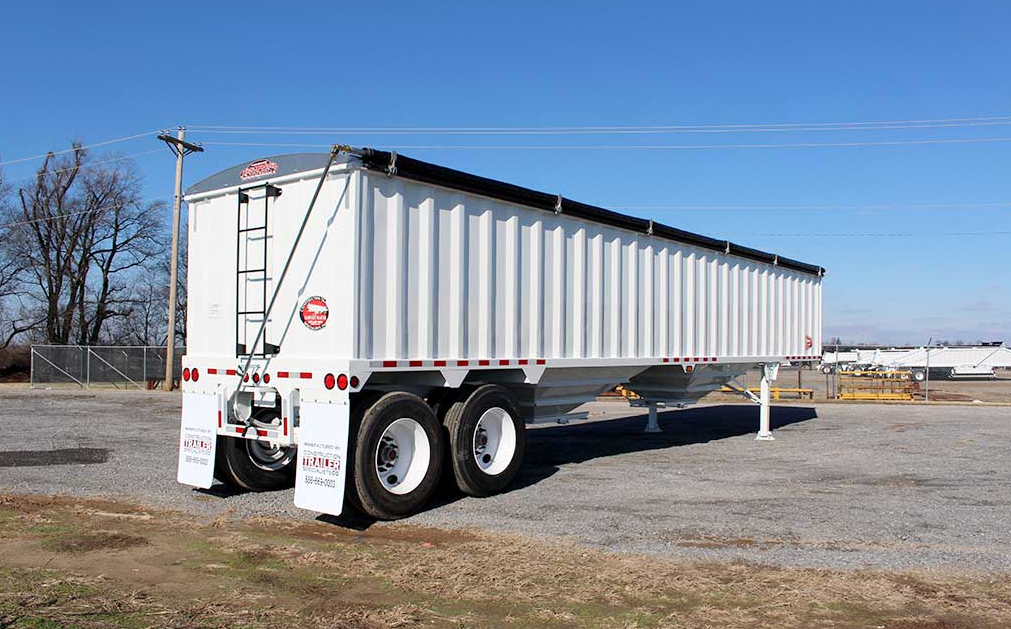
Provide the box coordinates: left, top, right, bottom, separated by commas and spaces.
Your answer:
375, 418, 432, 495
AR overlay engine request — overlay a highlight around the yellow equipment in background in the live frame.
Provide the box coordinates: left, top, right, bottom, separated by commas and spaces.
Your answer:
836, 370, 915, 401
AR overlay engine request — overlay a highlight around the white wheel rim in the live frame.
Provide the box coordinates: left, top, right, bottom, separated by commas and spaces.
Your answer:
473, 407, 517, 476
375, 418, 431, 495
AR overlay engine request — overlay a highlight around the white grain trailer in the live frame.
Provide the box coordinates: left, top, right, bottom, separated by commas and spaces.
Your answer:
874, 345, 1011, 380
177, 146, 824, 520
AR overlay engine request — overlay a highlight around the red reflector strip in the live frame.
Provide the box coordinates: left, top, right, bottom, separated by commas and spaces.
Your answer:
518, 359, 528, 365
711, 357, 717, 362
299, 372, 312, 379
499, 359, 510, 366
662, 358, 670, 363
478, 359, 490, 366
226, 369, 237, 376
277, 371, 289, 378
536, 359, 546, 365
434, 360, 447, 367
217, 410, 222, 428
382, 360, 398, 368
457, 360, 469, 366
409, 360, 423, 367
207, 368, 218, 375
672, 357, 680, 362
283, 417, 288, 436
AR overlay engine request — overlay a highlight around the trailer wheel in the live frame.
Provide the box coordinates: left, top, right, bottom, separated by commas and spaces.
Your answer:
444, 385, 526, 497
348, 392, 444, 520
911, 369, 926, 382
217, 408, 296, 492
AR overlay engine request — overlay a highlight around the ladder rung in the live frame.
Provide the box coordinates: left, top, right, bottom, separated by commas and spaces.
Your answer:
238, 226, 267, 233
238, 268, 266, 274
237, 310, 266, 316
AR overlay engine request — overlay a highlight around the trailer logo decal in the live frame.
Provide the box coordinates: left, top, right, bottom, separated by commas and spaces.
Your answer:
805, 335, 813, 349
239, 159, 279, 181
299, 296, 329, 330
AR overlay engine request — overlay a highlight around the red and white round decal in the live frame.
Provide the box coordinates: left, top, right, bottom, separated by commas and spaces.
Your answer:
299, 296, 329, 330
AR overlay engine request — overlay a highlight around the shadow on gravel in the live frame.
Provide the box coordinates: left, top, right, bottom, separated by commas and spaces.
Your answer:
323, 404, 817, 530
0, 447, 109, 467
512, 404, 817, 491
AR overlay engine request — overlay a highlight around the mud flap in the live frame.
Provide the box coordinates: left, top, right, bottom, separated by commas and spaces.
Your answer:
177, 392, 219, 488
294, 400, 350, 516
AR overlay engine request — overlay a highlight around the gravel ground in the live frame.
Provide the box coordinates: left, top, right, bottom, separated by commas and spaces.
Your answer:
1, 387, 1008, 572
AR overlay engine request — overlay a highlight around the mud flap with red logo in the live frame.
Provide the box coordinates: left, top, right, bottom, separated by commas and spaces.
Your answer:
177, 392, 219, 489
294, 400, 350, 516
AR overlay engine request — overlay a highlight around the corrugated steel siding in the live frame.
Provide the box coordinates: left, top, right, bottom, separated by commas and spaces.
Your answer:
356, 172, 821, 362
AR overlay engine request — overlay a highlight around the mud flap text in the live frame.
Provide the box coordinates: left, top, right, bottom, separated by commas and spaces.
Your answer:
294, 400, 350, 516
177, 393, 219, 489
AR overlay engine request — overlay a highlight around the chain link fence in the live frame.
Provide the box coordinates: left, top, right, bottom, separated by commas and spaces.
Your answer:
30, 345, 185, 390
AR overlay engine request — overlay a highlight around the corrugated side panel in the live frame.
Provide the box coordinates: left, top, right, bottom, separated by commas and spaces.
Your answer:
356, 172, 822, 362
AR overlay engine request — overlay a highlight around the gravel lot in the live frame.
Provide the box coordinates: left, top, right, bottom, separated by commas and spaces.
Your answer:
1, 387, 1008, 572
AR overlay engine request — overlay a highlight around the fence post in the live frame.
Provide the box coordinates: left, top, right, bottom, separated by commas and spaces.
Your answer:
143, 347, 148, 389
30, 347, 35, 389
86, 346, 91, 389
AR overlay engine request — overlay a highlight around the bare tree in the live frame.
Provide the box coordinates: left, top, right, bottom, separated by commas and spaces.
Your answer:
0, 145, 168, 346
0, 167, 36, 349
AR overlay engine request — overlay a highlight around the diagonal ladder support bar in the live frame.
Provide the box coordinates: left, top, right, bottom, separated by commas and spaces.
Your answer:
236, 145, 343, 391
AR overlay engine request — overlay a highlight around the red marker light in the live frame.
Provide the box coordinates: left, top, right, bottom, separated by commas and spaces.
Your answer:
324, 373, 336, 390
191, 369, 199, 382
336, 374, 349, 390
349, 375, 360, 389
252, 373, 260, 384
262, 373, 270, 384
243, 373, 249, 383
182, 368, 190, 382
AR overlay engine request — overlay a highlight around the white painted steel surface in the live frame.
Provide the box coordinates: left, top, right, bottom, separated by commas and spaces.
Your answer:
185, 157, 822, 370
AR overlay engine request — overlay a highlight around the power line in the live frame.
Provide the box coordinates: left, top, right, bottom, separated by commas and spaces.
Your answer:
0, 130, 165, 167
187, 120, 1011, 136
0, 150, 164, 189
1, 197, 172, 230
196, 136, 1011, 150
615, 202, 1011, 211
187, 114, 1011, 134
732, 231, 1011, 238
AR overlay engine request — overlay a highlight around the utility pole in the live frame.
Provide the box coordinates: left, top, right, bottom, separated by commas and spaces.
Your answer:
158, 127, 203, 391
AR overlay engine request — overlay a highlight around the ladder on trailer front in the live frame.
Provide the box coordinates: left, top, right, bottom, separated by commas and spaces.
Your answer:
235, 183, 282, 357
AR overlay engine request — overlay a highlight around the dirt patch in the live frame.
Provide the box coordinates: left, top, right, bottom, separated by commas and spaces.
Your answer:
0, 494, 1009, 629
248, 515, 479, 547
44, 531, 149, 553
0, 447, 109, 467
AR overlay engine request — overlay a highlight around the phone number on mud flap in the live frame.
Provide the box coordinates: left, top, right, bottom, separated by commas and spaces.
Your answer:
303, 475, 337, 488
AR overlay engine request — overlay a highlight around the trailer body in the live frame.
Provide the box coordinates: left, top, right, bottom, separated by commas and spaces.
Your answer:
177, 151, 824, 518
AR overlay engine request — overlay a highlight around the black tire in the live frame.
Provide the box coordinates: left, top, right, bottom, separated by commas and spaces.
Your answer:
348, 392, 444, 520
216, 408, 296, 492
443, 385, 526, 497
911, 369, 926, 382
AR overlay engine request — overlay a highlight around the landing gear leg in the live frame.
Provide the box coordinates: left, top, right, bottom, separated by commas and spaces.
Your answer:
644, 402, 662, 433
757, 362, 779, 441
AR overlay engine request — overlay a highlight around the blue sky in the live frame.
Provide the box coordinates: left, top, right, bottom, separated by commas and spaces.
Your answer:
1, 1, 1008, 344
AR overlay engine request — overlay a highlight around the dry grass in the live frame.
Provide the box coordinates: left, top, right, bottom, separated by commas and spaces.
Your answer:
1, 494, 1009, 628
